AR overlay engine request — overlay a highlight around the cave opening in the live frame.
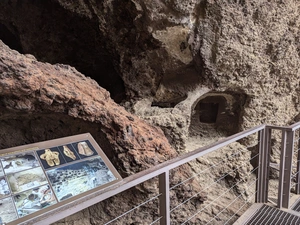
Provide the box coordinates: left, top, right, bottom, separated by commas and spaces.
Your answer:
188, 92, 246, 145
0, 23, 23, 53
196, 95, 227, 126
0, 1, 126, 103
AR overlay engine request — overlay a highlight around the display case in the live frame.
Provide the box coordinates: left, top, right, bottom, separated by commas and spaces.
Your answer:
0, 133, 122, 225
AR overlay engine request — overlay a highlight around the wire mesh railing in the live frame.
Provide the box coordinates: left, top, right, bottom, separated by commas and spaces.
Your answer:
86, 125, 265, 225
104, 193, 161, 224
168, 133, 261, 224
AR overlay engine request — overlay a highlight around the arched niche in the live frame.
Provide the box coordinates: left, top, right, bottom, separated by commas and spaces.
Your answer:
189, 92, 247, 140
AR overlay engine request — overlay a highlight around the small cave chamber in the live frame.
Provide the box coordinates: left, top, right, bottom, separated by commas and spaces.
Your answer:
199, 101, 219, 123
189, 92, 246, 139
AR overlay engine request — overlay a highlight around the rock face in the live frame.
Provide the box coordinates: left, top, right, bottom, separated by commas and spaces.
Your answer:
0, 41, 206, 224
0, 0, 299, 223
0, 40, 180, 175
0, 0, 299, 151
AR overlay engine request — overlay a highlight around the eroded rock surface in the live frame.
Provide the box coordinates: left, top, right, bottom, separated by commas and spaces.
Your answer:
0, 0, 299, 151
0, 41, 207, 224
0, 40, 176, 175
0, 0, 300, 224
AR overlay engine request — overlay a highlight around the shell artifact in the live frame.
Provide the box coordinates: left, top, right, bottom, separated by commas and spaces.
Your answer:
77, 142, 94, 156
63, 146, 76, 160
40, 149, 60, 166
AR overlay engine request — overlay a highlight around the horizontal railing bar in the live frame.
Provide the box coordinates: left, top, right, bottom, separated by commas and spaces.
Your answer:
289, 122, 300, 131
24, 124, 265, 225
265, 125, 291, 130
265, 122, 300, 131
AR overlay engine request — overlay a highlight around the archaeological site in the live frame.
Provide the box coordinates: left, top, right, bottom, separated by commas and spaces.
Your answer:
0, 0, 299, 224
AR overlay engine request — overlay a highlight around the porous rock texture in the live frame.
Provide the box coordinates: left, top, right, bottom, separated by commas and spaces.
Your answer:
0, 0, 300, 224
0, 0, 299, 151
0, 41, 176, 172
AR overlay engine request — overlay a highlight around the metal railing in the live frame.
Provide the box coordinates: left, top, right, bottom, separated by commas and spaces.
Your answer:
28, 122, 300, 225
278, 122, 300, 209
262, 122, 300, 209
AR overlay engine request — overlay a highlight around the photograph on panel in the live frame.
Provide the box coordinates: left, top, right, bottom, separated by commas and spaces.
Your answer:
14, 184, 57, 218
0, 177, 10, 197
36, 147, 67, 170
7, 167, 48, 194
0, 165, 4, 177
57, 144, 80, 163
46, 156, 116, 201
71, 140, 97, 159
1, 152, 40, 174
0, 197, 18, 224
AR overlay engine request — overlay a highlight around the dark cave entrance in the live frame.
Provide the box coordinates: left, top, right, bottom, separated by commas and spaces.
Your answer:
197, 95, 227, 126
199, 102, 219, 123
0, 23, 23, 53
0, 1, 126, 103
189, 92, 246, 139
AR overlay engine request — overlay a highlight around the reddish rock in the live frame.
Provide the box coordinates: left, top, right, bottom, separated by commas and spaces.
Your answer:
0, 40, 176, 175
0, 41, 205, 224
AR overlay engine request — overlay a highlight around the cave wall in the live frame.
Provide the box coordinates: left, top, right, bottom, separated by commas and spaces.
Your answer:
0, 42, 207, 224
197, 0, 300, 130
128, 0, 300, 150
1, 0, 299, 151
0, 1, 299, 224
0, 0, 125, 102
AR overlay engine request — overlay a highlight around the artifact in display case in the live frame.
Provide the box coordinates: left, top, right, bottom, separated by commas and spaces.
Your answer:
0, 133, 122, 225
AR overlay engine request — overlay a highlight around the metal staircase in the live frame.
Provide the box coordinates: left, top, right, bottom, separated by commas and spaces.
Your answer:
234, 122, 300, 225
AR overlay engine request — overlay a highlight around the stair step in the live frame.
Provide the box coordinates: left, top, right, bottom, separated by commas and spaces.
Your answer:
291, 197, 300, 212
234, 203, 300, 225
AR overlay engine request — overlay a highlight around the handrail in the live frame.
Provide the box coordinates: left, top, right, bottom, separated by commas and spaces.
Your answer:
265, 122, 300, 131
288, 121, 300, 131
266, 125, 291, 130
30, 124, 265, 225
267, 121, 300, 208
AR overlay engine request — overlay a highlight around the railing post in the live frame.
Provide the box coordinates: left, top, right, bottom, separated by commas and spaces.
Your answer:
159, 171, 170, 225
256, 127, 271, 203
296, 130, 300, 194
278, 129, 294, 208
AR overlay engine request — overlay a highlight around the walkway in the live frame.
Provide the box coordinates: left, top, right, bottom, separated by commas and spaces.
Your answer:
235, 196, 300, 225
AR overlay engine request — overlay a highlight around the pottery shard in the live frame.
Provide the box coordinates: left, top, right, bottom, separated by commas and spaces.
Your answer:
77, 142, 93, 156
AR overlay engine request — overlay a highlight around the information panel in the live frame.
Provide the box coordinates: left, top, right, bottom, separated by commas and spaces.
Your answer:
0, 133, 122, 225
